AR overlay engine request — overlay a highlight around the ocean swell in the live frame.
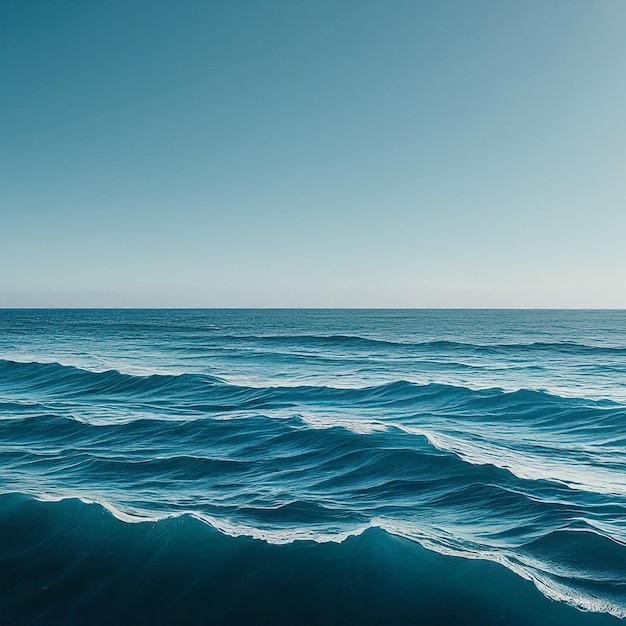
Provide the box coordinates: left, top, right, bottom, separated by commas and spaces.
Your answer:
0, 494, 622, 626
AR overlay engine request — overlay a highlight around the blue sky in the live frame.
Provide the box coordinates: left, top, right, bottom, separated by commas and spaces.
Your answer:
1, 0, 625, 307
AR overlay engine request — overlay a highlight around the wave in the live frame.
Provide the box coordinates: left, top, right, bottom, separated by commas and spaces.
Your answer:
4, 400, 626, 551
2, 360, 623, 444
3, 360, 624, 484
1, 357, 620, 404
0, 359, 225, 398
208, 334, 626, 355
477, 341, 626, 356
0, 493, 622, 625
6, 401, 622, 504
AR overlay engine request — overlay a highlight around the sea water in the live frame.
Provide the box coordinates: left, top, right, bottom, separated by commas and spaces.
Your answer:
1, 309, 625, 625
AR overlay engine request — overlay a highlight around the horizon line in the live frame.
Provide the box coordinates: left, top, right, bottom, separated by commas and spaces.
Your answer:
1, 307, 625, 312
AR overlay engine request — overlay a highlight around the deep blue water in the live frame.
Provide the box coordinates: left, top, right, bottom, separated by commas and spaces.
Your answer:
1, 309, 625, 625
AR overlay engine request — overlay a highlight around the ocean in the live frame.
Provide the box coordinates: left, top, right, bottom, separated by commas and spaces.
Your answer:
1, 308, 625, 625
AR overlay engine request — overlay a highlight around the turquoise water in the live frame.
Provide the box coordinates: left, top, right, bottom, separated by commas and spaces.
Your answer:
1, 309, 625, 624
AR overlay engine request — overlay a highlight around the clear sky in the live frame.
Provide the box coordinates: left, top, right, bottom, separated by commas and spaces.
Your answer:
1, 0, 625, 307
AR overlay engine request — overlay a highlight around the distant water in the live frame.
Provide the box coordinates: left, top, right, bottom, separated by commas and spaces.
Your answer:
1, 309, 625, 625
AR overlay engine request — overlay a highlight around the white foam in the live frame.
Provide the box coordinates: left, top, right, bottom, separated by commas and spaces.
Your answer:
297, 411, 388, 435
396, 424, 626, 498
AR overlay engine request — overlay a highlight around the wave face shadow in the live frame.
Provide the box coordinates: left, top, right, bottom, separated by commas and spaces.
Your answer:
0, 495, 620, 626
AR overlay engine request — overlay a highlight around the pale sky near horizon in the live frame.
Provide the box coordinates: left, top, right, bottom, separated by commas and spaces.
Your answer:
1, 0, 625, 308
